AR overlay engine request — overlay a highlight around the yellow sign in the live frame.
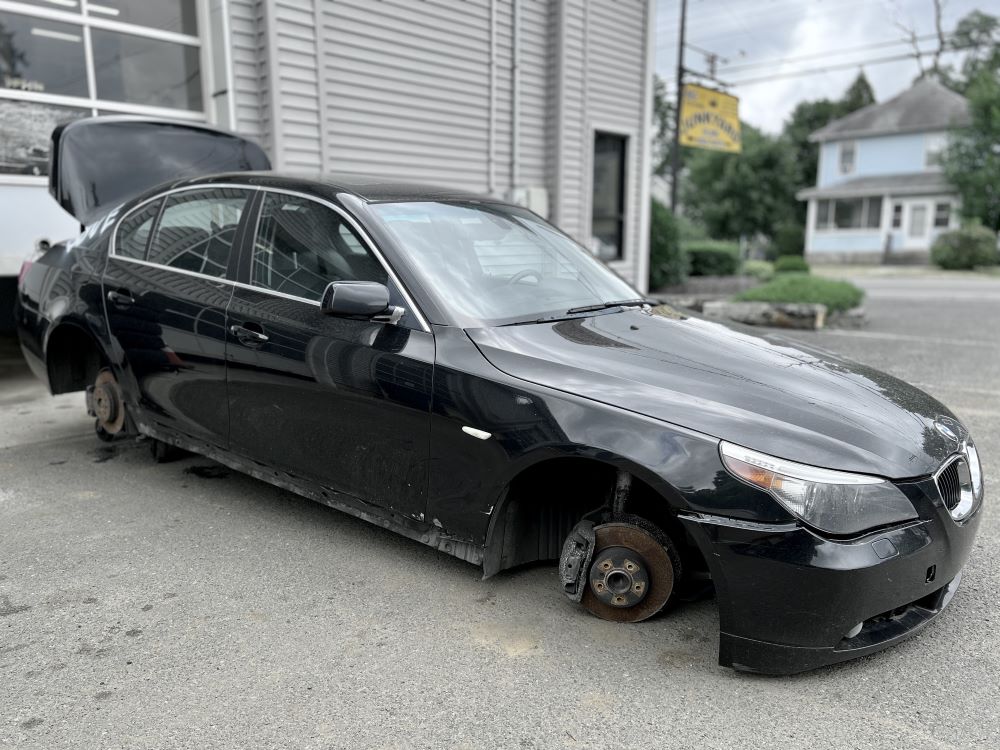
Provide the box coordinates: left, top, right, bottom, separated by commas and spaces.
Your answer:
679, 84, 741, 153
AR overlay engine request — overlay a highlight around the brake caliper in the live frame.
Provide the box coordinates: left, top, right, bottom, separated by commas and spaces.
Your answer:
559, 520, 596, 602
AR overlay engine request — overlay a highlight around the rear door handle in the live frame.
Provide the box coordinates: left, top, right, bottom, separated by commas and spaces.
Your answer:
107, 290, 135, 308
230, 323, 269, 346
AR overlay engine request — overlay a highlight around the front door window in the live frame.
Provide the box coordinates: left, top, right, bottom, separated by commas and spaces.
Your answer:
908, 205, 928, 238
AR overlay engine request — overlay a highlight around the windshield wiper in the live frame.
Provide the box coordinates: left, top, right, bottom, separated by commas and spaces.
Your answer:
564, 298, 650, 315
500, 299, 653, 327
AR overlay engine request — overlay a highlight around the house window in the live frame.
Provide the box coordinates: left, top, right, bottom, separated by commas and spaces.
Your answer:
892, 203, 903, 229
591, 132, 627, 261
815, 200, 833, 229
817, 197, 882, 230
839, 141, 856, 174
934, 202, 951, 228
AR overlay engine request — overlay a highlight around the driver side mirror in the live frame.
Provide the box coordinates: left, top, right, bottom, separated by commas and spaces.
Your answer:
320, 281, 405, 324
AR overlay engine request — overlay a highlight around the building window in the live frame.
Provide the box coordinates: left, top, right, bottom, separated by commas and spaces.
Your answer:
0, 1, 204, 178
839, 141, 856, 174
934, 202, 951, 228
816, 196, 881, 230
591, 132, 627, 261
816, 200, 832, 229
892, 203, 903, 229
91, 28, 203, 111
0, 12, 88, 98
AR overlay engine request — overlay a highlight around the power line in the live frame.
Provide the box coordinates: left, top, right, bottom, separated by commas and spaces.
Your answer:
718, 33, 945, 73
726, 43, 973, 87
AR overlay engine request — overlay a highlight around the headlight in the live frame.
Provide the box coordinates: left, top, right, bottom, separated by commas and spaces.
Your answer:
966, 439, 983, 500
720, 441, 918, 535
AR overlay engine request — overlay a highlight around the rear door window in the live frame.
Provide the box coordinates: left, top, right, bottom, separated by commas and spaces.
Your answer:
115, 199, 162, 259
147, 188, 249, 278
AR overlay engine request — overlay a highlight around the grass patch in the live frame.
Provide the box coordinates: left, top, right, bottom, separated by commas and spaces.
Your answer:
735, 274, 864, 313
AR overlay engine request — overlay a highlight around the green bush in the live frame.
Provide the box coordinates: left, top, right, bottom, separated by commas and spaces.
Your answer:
741, 259, 774, 281
774, 255, 810, 274
685, 240, 740, 276
930, 225, 998, 269
677, 215, 709, 242
648, 199, 688, 289
772, 222, 805, 258
735, 274, 863, 313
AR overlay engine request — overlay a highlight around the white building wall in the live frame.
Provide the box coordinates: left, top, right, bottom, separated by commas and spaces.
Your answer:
222, 0, 653, 289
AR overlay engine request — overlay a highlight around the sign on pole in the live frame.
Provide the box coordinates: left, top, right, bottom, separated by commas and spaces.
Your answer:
678, 84, 741, 154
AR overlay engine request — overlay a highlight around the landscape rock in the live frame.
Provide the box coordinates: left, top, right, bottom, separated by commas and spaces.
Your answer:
701, 301, 828, 330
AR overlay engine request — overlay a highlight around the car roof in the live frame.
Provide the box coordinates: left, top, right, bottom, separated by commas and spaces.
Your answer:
184, 171, 507, 205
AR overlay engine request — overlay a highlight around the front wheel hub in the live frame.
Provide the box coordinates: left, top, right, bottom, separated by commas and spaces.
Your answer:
580, 522, 677, 623
589, 546, 649, 608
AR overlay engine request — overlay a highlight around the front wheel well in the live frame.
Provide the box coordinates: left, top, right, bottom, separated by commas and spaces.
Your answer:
45, 323, 106, 395
483, 456, 707, 578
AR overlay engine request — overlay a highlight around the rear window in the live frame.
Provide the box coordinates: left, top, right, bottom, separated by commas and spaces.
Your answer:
115, 199, 162, 260
146, 188, 249, 278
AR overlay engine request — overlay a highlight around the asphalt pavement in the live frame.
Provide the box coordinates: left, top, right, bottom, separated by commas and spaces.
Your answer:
1, 272, 998, 749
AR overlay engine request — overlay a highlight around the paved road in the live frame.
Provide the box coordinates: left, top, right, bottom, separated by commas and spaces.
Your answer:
2, 274, 998, 749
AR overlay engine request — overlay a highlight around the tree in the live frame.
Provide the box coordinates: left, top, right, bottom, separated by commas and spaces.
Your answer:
681, 124, 798, 240
942, 71, 1000, 231
839, 71, 876, 112
780, 72, 875, 218
947, 11, 1000, 93
651, 74, 675, 178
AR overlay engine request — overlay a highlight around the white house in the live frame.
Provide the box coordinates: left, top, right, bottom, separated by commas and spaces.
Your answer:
0, 0, 656, 331
798, 78, 970, 264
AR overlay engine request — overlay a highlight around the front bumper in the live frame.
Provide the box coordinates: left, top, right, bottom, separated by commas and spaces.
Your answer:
681, 477, 981, 675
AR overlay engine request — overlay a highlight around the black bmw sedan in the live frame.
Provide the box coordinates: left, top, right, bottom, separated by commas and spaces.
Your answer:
15, 118, 984, 674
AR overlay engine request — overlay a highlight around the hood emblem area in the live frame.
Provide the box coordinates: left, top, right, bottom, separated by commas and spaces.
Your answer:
933, 418, 962, 444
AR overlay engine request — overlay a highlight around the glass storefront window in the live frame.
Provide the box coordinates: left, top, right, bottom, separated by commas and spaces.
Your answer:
91, 28, 202, 111
0, 12, 88, 97
0, 99, 89, 175
87, 0, 198, 36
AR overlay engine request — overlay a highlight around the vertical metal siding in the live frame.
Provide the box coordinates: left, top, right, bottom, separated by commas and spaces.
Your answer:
272, 0, 322, 170
583, 0, 647, 283
318, 0, 493, 190
228, 0, 264, 141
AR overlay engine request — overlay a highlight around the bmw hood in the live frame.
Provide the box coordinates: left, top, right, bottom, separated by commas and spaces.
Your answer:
467, 306, 962, 479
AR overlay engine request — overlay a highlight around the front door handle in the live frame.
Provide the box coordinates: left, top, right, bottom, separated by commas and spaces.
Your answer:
230, 323, 269, 346
107, 289, 135, 308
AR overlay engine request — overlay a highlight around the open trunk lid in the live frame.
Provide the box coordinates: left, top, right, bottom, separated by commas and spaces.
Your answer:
49, 116, 271, 226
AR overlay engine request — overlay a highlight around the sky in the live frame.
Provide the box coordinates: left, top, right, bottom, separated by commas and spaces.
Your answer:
655, 0, 985, 133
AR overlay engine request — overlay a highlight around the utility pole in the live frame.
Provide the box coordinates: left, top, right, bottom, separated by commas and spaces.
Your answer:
669, 0, 687, 213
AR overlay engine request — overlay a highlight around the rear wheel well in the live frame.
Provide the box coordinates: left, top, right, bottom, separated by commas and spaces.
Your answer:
46, 324, 105, 394
484, 457, 707, 577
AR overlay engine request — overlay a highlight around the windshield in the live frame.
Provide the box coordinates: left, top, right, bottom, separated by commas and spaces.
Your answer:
368, 201, 640, 327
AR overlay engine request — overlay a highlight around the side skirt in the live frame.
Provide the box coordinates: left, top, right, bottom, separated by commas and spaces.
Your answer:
136, 421, 486, 569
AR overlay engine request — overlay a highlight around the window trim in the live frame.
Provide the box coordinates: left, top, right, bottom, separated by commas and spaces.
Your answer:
838, 141, 856, 175
814, 196, 883, 232
933, 201, 952, 229
590, 129, 630, 262
109, 183, 431, 332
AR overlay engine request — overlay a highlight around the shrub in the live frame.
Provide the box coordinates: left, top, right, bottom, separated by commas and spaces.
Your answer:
772, 222, 805, 258
742, 259, 774, 281
930, 225, 998, 270
648, 199, 688, 289
735, 275, 864, 313
677, 215, 709, 242
685, 240, 740, 276
774, 255, 810, 274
